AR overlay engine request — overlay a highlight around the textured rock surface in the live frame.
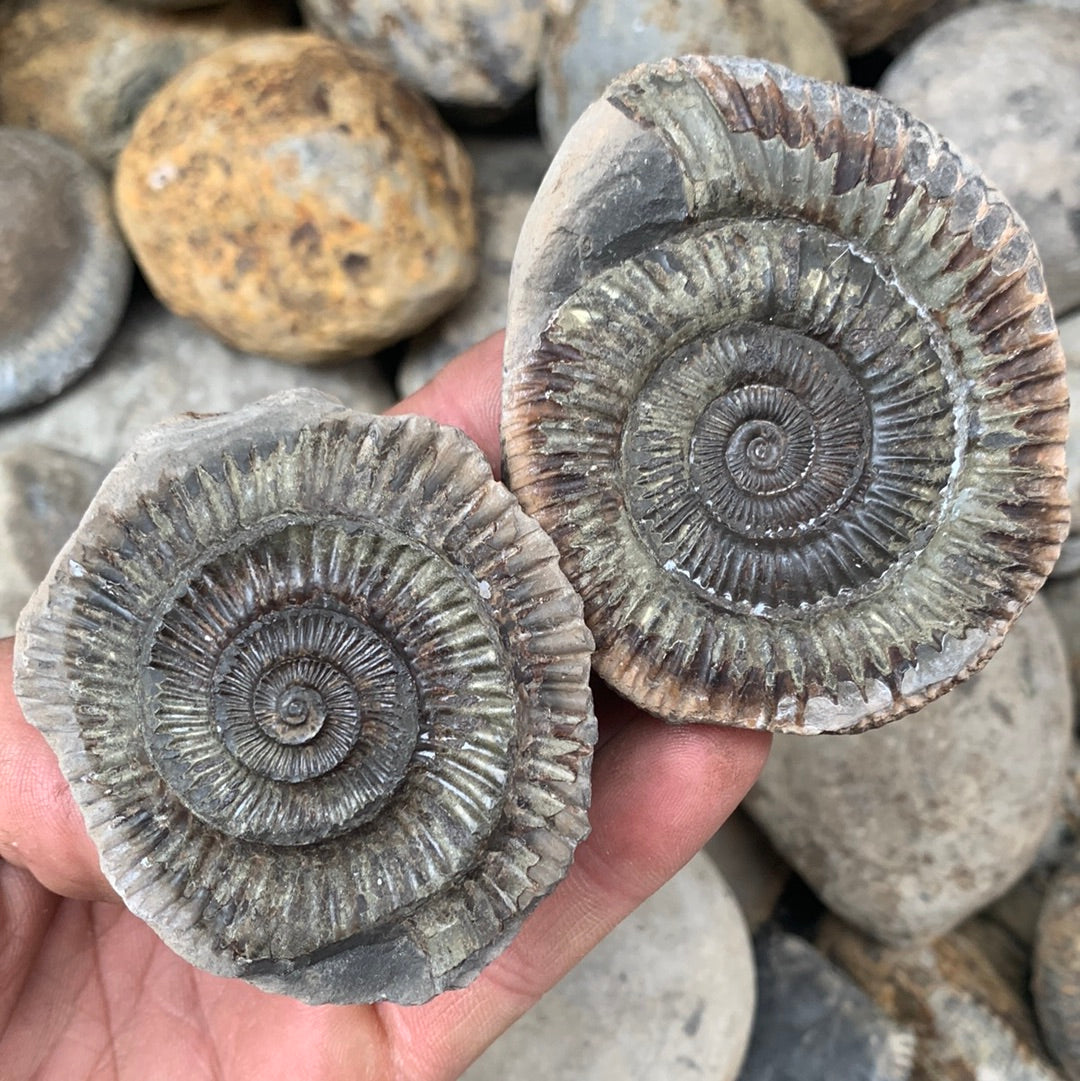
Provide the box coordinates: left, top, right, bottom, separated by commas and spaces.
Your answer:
397, 137, 548, 398
739, 928, 915, 1081
301, 0, 543, 113
15, 390, 596, 1004
0, 292, 394, 468
807, 0, 936, 51
0, 0, 287, 171
0, 128, 131, 413
704, 810, 789, 933
1034, 849, 1080, 1081
538, 0, 846, 152
820, 916, 1067, 1080
745, 598, 1073, 943
114, 32, 478, 362
462, 853, 754, 1081
879, 4, 1080, 315
0, 445, 106, 636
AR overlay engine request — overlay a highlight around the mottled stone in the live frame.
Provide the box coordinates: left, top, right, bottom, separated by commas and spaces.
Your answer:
0, 292, 394, 468
704, 810, 790, 933
301, 0, 543, 114
888, 0, 1080, 53
0, 445, 106, 636
807, 0, 937, 51
1043, 572, 1080, 704
820, 916, 1067, 1080
114, 32, 478, 363
0, 0, 288, 172
397, 138, 548, 398
739, 928, 915, 1081
0, 128, 131, 413
1034, 849, 1080, 1081
879, 4, 1080, 314
744, 598, 1073, 944
462, 853, 754, 1081
537, 0, 847, 153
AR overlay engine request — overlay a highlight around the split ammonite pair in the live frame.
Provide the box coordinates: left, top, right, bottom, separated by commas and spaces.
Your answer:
14, 57, 1069, 1004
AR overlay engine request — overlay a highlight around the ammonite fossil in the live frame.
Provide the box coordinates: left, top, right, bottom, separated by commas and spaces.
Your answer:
502, 56, 1069, 734
14, 390, 596, 1004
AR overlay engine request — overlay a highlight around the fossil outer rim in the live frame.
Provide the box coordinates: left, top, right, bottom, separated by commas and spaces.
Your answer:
14, 389, 596, 1004
502, 55, 1070, 734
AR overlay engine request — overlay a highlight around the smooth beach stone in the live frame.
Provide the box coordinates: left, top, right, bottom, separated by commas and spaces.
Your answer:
0, 445, 106, 636
300, 0, 543, 114
879, 4, 1080, 315
0, 292, 394, 468
0, 0, 288, 172
704, 810, 790, 933
537, 0, 846, 152
889, 0, 1080, 52
819, 916, 1068, 1080
744, 597, 1073, 945
462, 853, 755, 1081
1034, 849, 1080, 1081
114, 32, 478, 363
807, 0, 936, 51
0, 128, 131, 413
739, 928, 915, 1081
1051, 311, 1080, 576
397, 138, 548, 398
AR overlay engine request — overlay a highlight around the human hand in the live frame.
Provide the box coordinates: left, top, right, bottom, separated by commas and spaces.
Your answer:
0, 333, 770, 1081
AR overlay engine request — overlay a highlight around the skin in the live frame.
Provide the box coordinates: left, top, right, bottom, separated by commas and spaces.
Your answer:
0, 333, 770, 1081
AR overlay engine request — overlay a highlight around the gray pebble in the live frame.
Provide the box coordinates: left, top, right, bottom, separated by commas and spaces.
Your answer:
0, 445, 106, 636
398, 138, 547, 398
300, 0, 543, 114
0, 291, 395, 468
879, 3, 1080, 314
0, 129, 131, 414
1034, 848, 1080, 1081
537, 0, 847, 153
744, 597, 1074, 945
462, 853, 755, 1081
704, 810, 790, 934
739, 927, 915, 1081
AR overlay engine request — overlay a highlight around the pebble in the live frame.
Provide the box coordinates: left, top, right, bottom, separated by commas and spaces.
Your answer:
0, 128, 131, 413
300, 0, 544, 115
738, 927, 916, 1081
806, 0, 937, 52
879, 3, 1080, 315
1052, 311, 1080, 576
703, 810, 790, 933
0, 290, 395, 468
397, 137, 549, 398
819, 915, 1067, 1080
113, 32, 478, 363
1034, 848, 1080, 1081
462, 853, 755, 1081
744, 597, 1073, 945
537, 0, 847, 153
0, 0, 288, 172
0, 445, 106, 636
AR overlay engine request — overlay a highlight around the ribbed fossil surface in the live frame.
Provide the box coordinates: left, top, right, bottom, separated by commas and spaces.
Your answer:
502, 55, 1069, 734
14, 390, 596, 1004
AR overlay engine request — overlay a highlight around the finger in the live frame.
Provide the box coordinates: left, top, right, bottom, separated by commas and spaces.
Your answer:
0, 639, 116, 902
375, 714, 771, 1079
386, 331, 504, 475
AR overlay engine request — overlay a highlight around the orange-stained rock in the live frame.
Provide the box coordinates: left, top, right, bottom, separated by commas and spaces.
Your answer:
0, 0, 288, 171
114, 33, 478, 363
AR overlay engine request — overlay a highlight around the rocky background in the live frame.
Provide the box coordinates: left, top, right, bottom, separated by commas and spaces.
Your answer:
1, 1, 1079, 1078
